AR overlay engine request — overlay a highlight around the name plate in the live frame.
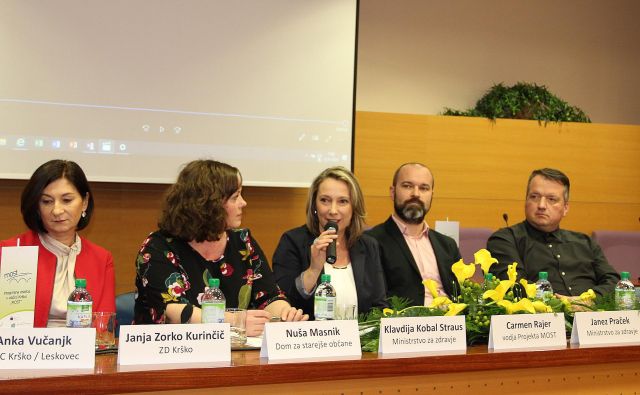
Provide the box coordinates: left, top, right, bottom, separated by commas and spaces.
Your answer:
260, 320, 361, 361
118, 323, 230, 365
0, 328, 95, 369
378, 316, 466, 355
570, 310, 640, 346
488, 313, 566, 351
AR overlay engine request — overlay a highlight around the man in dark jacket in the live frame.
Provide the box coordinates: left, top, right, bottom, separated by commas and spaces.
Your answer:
488, 168, 619, 296
367, 163, 461, 306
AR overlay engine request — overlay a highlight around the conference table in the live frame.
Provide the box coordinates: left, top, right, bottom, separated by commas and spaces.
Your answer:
3, 343, 639, 394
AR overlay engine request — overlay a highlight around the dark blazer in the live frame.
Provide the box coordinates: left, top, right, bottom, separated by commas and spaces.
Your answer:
366, 216, 461, 306
272, 225, 387, 317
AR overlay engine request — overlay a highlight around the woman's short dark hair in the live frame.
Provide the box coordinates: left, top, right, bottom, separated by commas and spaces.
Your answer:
21, 159, 94, 233
159, 159, 241, 242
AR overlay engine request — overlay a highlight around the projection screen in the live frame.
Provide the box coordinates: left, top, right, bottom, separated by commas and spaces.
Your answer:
0, 0, 357, 186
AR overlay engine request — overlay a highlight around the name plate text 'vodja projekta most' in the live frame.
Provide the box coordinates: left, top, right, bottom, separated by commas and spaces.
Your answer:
489, 313, 566, 351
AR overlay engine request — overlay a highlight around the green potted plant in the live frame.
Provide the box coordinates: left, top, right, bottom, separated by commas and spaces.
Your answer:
443, 82, 590, 124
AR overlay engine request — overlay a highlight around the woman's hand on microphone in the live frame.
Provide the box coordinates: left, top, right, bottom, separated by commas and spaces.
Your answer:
301, 228, 338, 293
309, 228, 337, 271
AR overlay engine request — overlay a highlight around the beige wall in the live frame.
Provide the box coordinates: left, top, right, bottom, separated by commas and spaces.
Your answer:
354, 112, 640, 234
2, 114, 638, 294
357, 0, 640, 125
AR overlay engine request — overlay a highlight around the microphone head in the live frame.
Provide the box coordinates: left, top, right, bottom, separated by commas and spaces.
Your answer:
502, 213, 509, 227
324, 221, 339, 232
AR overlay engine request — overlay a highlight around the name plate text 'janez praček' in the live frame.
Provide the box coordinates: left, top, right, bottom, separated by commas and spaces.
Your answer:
571, 310, 640, 346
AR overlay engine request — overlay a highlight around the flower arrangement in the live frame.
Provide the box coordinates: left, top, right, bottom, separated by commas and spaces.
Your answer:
358, 249, 599, 351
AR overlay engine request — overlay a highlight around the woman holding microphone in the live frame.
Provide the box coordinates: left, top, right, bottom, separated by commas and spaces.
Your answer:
273, 166, 387, 319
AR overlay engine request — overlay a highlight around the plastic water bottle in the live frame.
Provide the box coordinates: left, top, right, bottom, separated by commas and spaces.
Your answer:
314, 274, 336, 320
66, 278, 93, 328
535, 272, 553, 302
615, 272, 636, 310
201, 278, 226, 323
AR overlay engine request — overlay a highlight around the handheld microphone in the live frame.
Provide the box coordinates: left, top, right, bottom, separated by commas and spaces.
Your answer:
324, 221, 339, 264
502, 213, 509, 227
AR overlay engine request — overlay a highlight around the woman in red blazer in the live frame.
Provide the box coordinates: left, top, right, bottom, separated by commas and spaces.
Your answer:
0, 160, 115, 327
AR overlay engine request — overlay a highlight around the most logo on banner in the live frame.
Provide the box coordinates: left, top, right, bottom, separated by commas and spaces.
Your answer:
0, 245, 39, 328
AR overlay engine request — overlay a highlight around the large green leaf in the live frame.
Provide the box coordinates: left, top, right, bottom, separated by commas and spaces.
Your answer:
238, 284, 252, 310
202, 269, 212, 287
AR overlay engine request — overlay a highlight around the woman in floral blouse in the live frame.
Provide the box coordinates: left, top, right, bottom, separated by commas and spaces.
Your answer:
134, 159, 307, 335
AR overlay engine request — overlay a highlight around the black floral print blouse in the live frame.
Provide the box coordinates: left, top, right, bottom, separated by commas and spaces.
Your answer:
134, 228, 287, 324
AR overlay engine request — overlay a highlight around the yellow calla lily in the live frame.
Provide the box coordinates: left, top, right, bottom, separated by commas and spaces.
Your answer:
445, 303, 467, 316
532, 300, 553, 313
519, 279, 537, 298
512, 298, 536, 314
429, 296, 452, 308
498, 298, 535, 314
497, 300, 513, 313
580, 289, 596, 302
451, 258, 476, 284
507, 262, 518, 282
474, 249, 498, 274
422, 278, 439, 298
383, 308, 395, 316
483, 280, 514, 302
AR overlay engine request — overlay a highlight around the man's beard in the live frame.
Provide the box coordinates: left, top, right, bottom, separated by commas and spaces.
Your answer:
394, 197, 428, 224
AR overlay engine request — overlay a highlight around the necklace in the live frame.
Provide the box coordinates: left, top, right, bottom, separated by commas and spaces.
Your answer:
209, 254, 225, 264
189, 234, 228, 262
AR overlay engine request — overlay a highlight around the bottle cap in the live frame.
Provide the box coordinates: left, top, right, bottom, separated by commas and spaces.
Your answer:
484, 273, 493, 280
209, 278, 220, 288
621, 271, 630, 280
320, 274, 331, 283
538, 272, 548, 280
75, 278, 87, 288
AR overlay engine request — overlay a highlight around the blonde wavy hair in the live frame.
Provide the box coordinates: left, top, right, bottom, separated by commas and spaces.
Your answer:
305, 166, 366, 248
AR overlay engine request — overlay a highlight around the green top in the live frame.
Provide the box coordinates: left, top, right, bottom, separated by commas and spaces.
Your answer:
75, 278, 86, 288
538, 272, 548, 280
320, 274, 331, 283
620, 272, 630, 281
488, 220, 620, 296
209, 278, 220, 288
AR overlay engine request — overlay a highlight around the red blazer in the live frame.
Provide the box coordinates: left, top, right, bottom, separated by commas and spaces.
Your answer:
0, 230, 116, 327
